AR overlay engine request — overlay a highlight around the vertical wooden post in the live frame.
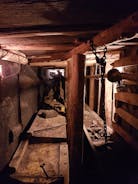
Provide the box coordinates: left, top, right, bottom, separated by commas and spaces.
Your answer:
89, 66, 95, 110
67, 54, 85, 184
89, 64, 99, 111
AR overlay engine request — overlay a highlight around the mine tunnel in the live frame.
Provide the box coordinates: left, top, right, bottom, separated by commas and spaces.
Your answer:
0, 1, 138, 184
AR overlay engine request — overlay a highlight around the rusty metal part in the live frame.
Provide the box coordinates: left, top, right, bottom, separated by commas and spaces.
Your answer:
40, 163, 49, 178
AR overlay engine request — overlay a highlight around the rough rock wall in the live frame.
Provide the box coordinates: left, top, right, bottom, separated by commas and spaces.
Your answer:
19, 65, 39, 129
0, 73, 20, 171
0, 63, 38, 171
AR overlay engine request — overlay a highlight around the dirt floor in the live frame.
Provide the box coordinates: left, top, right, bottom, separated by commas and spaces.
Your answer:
1, 133, 138, 184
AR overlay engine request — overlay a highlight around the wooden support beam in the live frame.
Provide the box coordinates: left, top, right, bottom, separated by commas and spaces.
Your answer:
29, 54, 65, 62
29, 136, 67, 144
29, 61, 67, 68
93, 12, 138, 46
0, 25, 100, 38
122, 80, 138, 86
115, 92, 138, 106
63, 12, 138, 59
89, 70, 138, 82
30, 59, 101, 67
112, 123, 138, 151
64, 42, 91, 60
112, 55, 138, 67
116, 108, 138, 130
3, 44, 72, 51
67, 54, 85, 184
59, 143, 69, 184
89, 66, 95, 110
86, 74, 107, 79
121, 73, 138, 81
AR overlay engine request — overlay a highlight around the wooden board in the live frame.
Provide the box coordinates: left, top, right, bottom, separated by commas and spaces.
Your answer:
112, 55, 138, 67
59, 143, 69, 184
112, 123, 138, 151
122, 80, 138, 86
64, 12, 138, 59
66, 54, 85, 184
10, 142, 69, 184
28, 109, 67, 139
9, 140, 29, 171
116, 108, 138, 130
115, 92, 138, 106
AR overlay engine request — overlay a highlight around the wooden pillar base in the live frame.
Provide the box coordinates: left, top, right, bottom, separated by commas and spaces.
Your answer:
67, 54, 85, 184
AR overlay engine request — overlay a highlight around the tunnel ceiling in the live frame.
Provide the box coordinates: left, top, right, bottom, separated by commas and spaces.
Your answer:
0, 0, 137, 63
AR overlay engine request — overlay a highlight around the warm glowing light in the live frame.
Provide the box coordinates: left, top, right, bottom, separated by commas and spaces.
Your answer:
116, 67, 123, 73
35, 32, 64, 36
0, 65, 3, 78
48, 69, 64, 79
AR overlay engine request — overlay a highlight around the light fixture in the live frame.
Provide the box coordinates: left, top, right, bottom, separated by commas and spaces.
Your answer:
0, 65, 3, 79
35, 32, 64, 36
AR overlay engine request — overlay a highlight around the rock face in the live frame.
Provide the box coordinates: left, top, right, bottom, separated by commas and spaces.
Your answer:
0, 64, 38, 171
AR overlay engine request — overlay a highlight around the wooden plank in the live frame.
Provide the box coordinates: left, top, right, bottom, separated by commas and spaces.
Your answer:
85, 74, 106, 79
86, 71, 138, 82
30, 137, 67, 144
112, 123, 138, 151
3, 44, 73, 51
122, 73, 138, 81
66, 54, 85, 184
30, 61, 67, 68
89, 66, 95, 110
122, 80, 138, 86
59, 143, 69, 184
29, 50, 120, 67
29, 57, 60, 63
0, 26, 99, 38
115, 92, 138, 106
63, 12, 138, 59
10, 175, 64, 184
10, 143, 65, 183
93, 12, 138, 46
64, 42, 90, 60
0, 36, 74, 44
116, 108, 138, 130
9, 140, 29, 171
28, 110, 67, 139
112, 55, 138, 67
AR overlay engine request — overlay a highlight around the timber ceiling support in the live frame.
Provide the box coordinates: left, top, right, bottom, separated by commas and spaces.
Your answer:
0, 2, 137, 64
67, 54, 85, 184
63, 12, 138, 60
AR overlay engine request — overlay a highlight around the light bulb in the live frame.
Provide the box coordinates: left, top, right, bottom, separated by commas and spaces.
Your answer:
0, 65, 3, 78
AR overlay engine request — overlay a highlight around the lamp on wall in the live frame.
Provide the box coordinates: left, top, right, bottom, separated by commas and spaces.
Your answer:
0, 65, 3, 79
